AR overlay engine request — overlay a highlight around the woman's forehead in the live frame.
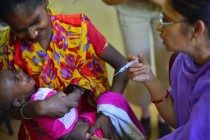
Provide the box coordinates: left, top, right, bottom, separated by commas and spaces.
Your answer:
10, 3, 38, 17
6, 5, 40, 29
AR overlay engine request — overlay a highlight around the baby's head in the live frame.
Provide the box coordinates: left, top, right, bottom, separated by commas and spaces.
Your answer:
0, 69, 36, 111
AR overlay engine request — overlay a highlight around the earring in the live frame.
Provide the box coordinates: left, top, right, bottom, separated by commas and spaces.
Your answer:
192, 37, 198, 45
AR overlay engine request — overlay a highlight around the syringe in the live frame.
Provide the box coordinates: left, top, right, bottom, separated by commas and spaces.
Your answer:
114, 57, 138, 76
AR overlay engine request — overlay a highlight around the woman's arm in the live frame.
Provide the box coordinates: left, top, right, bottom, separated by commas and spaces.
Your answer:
99, 43, 128, 93
85, 14, 128, 94
5, 91, 79, 120
127, 53, 176, 128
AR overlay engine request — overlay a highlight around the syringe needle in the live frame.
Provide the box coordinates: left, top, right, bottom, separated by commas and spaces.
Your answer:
113, 57, 138, 77
113, 71, 120, 77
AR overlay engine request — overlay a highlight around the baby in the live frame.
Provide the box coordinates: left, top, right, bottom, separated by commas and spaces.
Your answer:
0, 69, 104, 140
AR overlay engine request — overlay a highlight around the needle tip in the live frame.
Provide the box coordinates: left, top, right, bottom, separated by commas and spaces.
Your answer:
114, 72, 118, 76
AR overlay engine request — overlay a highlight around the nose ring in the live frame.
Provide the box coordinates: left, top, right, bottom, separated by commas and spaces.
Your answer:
34, 31, 38, 36
156, 23, 162, 30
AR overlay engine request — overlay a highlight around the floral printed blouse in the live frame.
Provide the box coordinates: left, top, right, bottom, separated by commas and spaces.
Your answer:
0, 10, 110, 101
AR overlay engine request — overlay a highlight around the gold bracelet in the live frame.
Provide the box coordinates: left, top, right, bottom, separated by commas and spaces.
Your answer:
20, 103, 32, 119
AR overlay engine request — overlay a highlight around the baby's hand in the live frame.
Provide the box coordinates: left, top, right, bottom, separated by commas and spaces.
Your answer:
86, 114, 121, 140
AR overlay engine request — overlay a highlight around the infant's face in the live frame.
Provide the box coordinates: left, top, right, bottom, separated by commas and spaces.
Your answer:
0, 69, 36, 100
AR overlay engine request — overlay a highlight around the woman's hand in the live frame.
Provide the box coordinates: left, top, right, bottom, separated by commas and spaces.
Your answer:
86, 114, 121, 140
38, 91, 78, 118
127, 53, 154, 85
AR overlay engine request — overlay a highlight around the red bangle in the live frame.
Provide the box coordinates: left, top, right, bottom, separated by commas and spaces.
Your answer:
151, 91, 169, 104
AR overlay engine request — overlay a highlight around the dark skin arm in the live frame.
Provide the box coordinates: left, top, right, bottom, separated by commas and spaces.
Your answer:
5, 85, 86, 120
99, 43, 128, 93
5, 90, 79, 120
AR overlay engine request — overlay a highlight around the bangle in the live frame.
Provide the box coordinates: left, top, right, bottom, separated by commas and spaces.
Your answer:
20, 103, 32, 119
151, 91, 169, 104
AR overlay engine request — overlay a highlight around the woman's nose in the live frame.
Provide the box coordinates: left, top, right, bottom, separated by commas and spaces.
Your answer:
27, 27, 38, 40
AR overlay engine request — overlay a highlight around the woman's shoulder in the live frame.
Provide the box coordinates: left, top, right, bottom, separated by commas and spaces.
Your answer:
55, 13, 90, 27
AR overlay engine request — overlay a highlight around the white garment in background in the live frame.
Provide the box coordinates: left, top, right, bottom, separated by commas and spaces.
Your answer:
116, 0, 171, 107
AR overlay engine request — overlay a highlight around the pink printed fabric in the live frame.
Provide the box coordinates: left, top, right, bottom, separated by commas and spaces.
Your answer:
30, 88, 78, 139
29, 88, 103, 139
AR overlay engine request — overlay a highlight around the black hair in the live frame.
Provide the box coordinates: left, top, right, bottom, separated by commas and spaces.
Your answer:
0, 0, 45, 22
170, 0, 210, 34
